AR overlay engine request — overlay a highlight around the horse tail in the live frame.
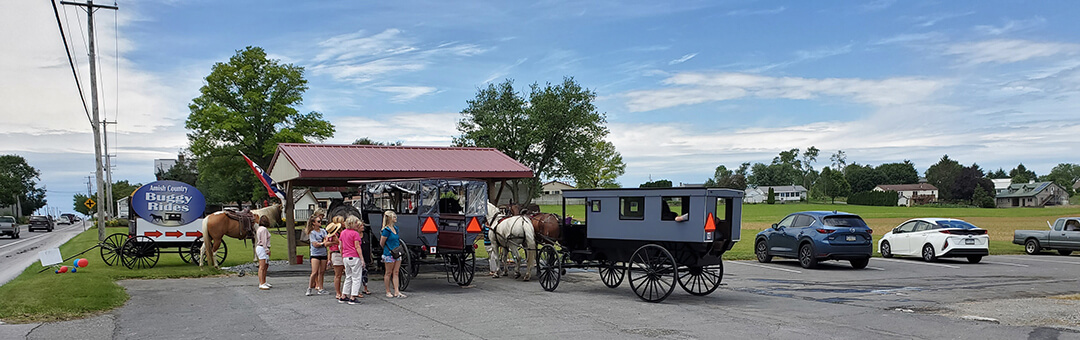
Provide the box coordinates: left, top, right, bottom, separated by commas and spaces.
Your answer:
199, 217, 210, 268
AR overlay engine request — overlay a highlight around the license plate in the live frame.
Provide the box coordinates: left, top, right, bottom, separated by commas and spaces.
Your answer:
846, 235, 856, 241
965, 239, 975, 245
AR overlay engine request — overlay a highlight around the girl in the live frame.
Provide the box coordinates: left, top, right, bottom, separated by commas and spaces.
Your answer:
306, 211, 328, 296
380, 211, 405, 298
325, 216, 346, 300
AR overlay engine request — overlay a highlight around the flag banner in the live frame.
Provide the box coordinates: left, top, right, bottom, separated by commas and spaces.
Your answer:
240, 151, 286, 201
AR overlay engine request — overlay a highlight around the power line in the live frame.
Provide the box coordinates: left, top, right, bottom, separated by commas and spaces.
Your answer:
50, 0, 93, 125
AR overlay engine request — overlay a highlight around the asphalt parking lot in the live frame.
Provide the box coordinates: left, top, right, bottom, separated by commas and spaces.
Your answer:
6, 253, 1079, 340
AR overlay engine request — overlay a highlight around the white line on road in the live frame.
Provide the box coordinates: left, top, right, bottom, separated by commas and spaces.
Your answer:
980, 261, 1029, 268
729, 261, 803, 273
873, 258, 961, 269
1000, 257, 1080, 266
0, 232, 52, 250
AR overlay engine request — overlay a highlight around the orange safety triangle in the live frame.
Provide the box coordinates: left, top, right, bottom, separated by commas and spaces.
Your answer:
421, 216, 438, 234
466, 217, 482, 233
704, 213, 716, 232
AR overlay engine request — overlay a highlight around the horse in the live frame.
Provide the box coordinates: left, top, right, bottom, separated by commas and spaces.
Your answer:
487, 202, 536, 281
529, 212, 561, 245
199, 203, 282, 269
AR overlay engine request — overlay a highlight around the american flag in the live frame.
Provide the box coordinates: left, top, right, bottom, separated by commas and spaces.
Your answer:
240, 150, 286, 201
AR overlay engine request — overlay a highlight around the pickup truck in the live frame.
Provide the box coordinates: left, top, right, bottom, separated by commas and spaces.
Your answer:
1013, 217, 1080, 256
0, 216, 18, 239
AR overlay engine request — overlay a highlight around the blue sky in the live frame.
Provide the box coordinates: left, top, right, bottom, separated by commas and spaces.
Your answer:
4, 1, 1080, 214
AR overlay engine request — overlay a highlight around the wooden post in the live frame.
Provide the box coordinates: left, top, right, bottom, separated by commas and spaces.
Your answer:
285, 181, 297, 265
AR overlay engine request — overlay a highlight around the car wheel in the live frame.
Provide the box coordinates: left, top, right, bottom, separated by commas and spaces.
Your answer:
921, 244, 937, 262
1024, 239, 1041, 255
967, 255, 982, 263
755, 240, 772, 263
879, 241, 893, 258
850, 256, 870, 269
798, 243, 817, 269
1058, 250, 1073, 256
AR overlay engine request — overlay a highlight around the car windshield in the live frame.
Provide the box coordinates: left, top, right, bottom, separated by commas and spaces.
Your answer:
0, 217, 14, 223
936, 220, 979, 229
30, 216, 47, 221
823, 216, 868, 228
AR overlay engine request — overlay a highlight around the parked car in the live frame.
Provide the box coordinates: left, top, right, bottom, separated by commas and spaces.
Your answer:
57, 216, 71, 225
879, 218, 988, 263
0, 216, 18, 239
755, 211, 873, 269
28, 215, 54, 232
1013, 217, 1080, 256
61, 213, 79, 223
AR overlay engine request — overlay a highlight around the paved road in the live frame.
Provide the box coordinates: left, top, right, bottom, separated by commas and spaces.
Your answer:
0, 221, 88, 286
6, 255, 1079, 339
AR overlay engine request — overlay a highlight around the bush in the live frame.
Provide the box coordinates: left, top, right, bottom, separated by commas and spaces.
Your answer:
766, 188, 776, 205
92, 218, 129, 229
848, 190, 899, 206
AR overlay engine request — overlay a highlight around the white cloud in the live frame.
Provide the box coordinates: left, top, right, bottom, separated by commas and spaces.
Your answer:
860, 0, 896, 12
945, 39, 1080, 65
668, 53, 697, 65
872, 32, 945, 45
910, 11, 975, 28
376, 86, 438, 102
974, 17, 1046, 36
623, 72, 946, 111
309, 29, 491, 84
330, 112, 460, 145
726, 6, 786, 16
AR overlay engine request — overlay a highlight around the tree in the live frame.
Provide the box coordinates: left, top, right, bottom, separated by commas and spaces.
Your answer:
972, 186, 996, 208
766, 187, 776, 204
569, 140, 625, 189
801, 146, 820, 190
640, 179, 673, 188
952, 164, 990, 202
830, 150, 847, 174
1009, 163, 1038, 184
353, 138, 403, 146
455, 77, 608, 204
816, 167, 850, 203
185, 46, 334, 204
156, 152, 198, 186
988, 168, 1009, 179
0, 155, 46, 217
110, 180, 142, 214
705, 163, 749, 189
1042, 163, 1080, 195
73, 193, 92, 216
926, 155, 963, 201
844, 164, 886, 193
877, 161, 919, 184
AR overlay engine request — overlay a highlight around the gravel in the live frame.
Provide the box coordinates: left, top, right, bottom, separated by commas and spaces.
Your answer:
941, 297, 1080, 330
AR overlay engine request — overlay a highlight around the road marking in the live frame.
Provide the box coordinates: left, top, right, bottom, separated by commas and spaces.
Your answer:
0, 232, 52, 250
981, 261, 1028, 268
873, 258, 961, 269
1001, 257, 1080, 266
728, 261, 802, 273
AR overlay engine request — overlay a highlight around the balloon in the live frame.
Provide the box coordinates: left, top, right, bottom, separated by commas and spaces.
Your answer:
58, 266, 69, 273
77, 258, 89, 267
74, 260, 81, 268
70, 267, 77, 273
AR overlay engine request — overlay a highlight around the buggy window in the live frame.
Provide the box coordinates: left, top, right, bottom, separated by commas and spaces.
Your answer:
714, 197, 729, 222
823, 216, 867, 228
619, 197, 645, 220
590, 200, 601, 212
661, 196, 688, 221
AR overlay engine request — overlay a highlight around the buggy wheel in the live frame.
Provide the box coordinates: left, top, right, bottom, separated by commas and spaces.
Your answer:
677, 263, 723, 296
398, 245, 413, 291
189, 237, 227, 266
121, 236, 159, 270
537, 245, 561, 291
100, 233, 127, 267
628, 244, 677, 303
447, 251, 476, 286
598, 260, 625, 288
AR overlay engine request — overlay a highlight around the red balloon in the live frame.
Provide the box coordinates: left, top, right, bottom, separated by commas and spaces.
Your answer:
58, 266, 69, 273
77, 258, 89, 268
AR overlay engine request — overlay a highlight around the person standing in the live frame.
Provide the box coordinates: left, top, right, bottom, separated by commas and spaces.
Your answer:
255, 216, 272, 290
483, 221, 499, 278
380, 211, 405, 298
325, 217, 346, 300
339, 216, 365, 304
306, 212, 329, 296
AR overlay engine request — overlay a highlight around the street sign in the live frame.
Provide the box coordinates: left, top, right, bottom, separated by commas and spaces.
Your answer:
85, 198, 96, 210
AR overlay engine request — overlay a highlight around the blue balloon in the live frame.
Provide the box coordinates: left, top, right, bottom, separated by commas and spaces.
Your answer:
71, 267, 77, 273
74, 260, 80, 268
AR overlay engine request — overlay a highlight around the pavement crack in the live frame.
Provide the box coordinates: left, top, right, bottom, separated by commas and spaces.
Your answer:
24, 322, 44, 340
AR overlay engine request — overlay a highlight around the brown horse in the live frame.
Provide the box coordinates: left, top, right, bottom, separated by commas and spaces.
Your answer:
529, 213, 561, 245
199, 204, 282, 268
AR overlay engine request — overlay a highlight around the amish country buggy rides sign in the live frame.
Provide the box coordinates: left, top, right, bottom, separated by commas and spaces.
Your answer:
131, 180, 207, 241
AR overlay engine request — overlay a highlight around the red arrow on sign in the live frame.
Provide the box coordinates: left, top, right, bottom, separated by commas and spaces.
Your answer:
144, 231, 163, 238
186, 231, 203, 238
165, 231, 183, 238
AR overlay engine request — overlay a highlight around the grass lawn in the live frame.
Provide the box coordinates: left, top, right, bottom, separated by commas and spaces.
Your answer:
0, 227, 307, 323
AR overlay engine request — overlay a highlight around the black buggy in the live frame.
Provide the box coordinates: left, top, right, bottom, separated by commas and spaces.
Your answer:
537, 187, 743, 302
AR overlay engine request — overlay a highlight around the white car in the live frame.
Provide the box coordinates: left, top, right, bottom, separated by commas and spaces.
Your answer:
878, 218, 989, 263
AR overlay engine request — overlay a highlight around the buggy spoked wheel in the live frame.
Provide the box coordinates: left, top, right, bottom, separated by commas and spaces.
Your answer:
398, 245, 412, 291
100, 233, 127, 267
447, 250, 476, 286
598, 260, 625, 288
121, 235, 159, 270
677, 263, 723, 296
628, 244, 677, 303
538, 245, 561, 292
189, 237, 227, 266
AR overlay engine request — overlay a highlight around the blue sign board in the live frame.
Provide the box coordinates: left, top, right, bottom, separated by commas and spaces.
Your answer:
132, 180, 206, 226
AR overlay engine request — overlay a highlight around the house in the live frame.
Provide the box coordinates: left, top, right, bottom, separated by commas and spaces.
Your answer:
292, 188, 318, 222
489, 180, 535, 206
744, 185, 807, 204
996, 181, 1069, 208
534, 181, 575, 205
873, 183, 938, 206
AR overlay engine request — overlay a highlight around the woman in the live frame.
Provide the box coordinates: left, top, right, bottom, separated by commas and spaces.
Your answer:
325, 216, 346, 300
305, 211, 328, 296
340, 215, 365, 305
255, 216, 271, 290
380, 211, 405, 298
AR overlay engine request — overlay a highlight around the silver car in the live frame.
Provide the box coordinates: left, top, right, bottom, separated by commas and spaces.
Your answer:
0, 216, 18, 239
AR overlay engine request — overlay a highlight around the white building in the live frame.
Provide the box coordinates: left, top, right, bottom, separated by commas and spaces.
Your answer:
873, 183, 939, 206
291, 189, 318, 222
744, 185, 807, 204
534, 181, 575, 205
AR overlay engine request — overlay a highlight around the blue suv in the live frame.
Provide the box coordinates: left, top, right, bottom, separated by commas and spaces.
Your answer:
755, 211, 873, 269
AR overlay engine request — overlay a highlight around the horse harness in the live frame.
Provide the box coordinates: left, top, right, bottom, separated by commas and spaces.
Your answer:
223, 210, 257, 240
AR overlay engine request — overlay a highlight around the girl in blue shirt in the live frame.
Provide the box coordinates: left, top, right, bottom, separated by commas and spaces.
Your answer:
380, 211, 405, 298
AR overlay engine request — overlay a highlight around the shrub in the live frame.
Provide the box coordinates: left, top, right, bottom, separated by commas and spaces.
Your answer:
848, 190, 899, 206
766, 188, 776, 205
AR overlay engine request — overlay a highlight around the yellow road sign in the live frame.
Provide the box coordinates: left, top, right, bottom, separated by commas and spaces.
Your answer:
85, 198, 96, 210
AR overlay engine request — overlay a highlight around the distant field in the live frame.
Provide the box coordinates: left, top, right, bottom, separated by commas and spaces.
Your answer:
540, 203, 1080, 260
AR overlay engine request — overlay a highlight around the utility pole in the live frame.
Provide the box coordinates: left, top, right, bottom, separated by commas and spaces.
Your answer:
103, 121, 116, 218
61, 0, 118, 241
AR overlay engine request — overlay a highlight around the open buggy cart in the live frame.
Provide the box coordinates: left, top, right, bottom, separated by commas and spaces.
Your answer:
537, 187, 743, 302
357, 179, 489, 290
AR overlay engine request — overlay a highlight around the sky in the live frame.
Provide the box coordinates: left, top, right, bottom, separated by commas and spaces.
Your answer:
3, 0, 1080, 214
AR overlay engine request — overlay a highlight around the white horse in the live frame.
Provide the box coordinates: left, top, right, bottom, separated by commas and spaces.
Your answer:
487, 202, 536, 281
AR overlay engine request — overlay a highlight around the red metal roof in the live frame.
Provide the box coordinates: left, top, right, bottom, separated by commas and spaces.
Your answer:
269, 143, 533, 186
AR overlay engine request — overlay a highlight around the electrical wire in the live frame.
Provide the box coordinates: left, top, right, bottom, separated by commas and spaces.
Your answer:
50, 0, 93, 125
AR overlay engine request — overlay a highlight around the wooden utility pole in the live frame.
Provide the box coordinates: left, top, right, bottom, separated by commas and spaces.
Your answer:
61, 0, 118, 241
